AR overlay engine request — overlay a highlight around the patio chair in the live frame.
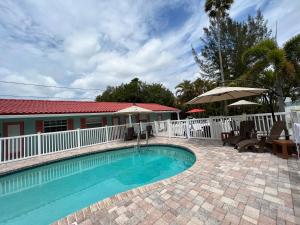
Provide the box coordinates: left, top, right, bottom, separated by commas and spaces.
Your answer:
236, 121, 287, 152
146, 125, 154, 137
124, 127, 136, 141
139, 125, 153, 139
223, 120, 255, 146
202, 125, 211, 138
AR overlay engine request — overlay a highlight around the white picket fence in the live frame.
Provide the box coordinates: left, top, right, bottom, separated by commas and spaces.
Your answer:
0, 111, 298, 163
0, 125, 126, 163
153, 112, 291, 140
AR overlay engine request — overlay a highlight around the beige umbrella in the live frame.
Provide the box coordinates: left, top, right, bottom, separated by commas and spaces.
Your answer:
228, 100, 260, 107
187, 86, 267, 104
117, 105, 152, 125
117, 105, 152, 114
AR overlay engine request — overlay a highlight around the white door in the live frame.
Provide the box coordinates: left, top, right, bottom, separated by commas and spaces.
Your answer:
7, 124, 21, 137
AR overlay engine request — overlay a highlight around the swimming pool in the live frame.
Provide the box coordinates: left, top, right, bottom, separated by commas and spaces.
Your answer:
0, 145, 195, 225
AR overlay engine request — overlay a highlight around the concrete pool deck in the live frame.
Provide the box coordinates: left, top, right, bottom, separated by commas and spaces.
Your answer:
1, 137, 300, 224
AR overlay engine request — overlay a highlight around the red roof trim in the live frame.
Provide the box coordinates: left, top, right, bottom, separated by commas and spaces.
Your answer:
0, 99, 179, 115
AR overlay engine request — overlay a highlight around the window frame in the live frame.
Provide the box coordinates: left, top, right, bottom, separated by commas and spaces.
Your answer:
43, 120, 68, 133
85, 117, 103, 128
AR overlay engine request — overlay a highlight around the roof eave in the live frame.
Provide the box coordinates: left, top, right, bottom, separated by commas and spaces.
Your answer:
0, 110, 179, 119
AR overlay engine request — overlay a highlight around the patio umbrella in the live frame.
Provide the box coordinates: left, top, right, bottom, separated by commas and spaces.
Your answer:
227, 100, 260, 107
187, 86, 267, 104
228, 99, 260, 114
187, 108, 206, 113
117, 105, 152, 125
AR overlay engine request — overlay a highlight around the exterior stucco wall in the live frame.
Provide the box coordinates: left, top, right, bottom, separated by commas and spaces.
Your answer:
0, 112, 173, 137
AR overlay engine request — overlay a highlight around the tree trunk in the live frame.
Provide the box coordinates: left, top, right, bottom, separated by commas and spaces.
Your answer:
216, 15, 227, 115
217, 20, 225, 84
275, 76, 285, 112
264, 94, 276, 122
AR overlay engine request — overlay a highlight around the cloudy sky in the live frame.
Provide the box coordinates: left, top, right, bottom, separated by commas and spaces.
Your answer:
0, 0, 299, 100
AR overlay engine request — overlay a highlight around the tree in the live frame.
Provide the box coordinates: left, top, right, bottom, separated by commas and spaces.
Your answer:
284, 34, 300, 101
95, 78, 176, 107
204, 0, 234, 84
192, 11, 271, 81
175, 80, 195, 104
284, 34, 300, 74
175, 78, 221, 117
142, 83, 176, 106
242, 39, 295, 113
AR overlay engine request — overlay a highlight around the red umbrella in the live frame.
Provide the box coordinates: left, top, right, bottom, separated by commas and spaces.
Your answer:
187, 108, 205, 113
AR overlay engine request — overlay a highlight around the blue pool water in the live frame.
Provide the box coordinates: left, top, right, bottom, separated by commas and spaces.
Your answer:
0, 145, 195, 225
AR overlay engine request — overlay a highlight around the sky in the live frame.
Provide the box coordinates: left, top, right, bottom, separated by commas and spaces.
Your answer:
0, 0, 299, 101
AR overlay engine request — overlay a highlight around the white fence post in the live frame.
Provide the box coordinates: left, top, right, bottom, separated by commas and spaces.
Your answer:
186, 118, 190, 139
77, 129, 81, 149
168, 119, 171, 138
154, 121, 159, 135
139, 122, 142, 133
105, 126, 109, 142
37, 132, 41, 155
209, 117, 216, 139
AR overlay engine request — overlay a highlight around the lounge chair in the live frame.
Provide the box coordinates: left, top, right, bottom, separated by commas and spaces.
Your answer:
223, 120, 255, 146
236, 121, 287, 152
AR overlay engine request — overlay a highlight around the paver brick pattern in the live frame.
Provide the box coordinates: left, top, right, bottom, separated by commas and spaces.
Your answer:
1, 137, 299, 225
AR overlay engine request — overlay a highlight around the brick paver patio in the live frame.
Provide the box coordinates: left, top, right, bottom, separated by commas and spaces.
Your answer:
1, 137, 300, 224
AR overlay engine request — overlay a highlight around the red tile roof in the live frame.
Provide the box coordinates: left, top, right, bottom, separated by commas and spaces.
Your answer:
0, 99, 179, 115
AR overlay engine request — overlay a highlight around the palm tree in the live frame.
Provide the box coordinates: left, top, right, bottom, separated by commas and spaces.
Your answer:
175, 80, 195, 104
284, 34, 300, 77
242, 39, 295, 112
204, 0, 234, 84
193, 78, 216, 95
284, 34, 300, 101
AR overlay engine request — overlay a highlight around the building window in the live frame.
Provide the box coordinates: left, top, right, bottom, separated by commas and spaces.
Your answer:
139, 114, 149, 122
112, 117, 120, 125
44, 120, 67, 133
86, 118, 102, 128
157, 114, 163, 121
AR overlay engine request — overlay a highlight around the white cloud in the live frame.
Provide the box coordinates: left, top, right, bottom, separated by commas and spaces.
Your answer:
64, 32, 100, 57
260, 0, 300, 45
0, 0, 299, 100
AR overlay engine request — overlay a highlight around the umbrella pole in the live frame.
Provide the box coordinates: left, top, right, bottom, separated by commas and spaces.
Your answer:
128, 114, 132, 126
176, 112, 180, 120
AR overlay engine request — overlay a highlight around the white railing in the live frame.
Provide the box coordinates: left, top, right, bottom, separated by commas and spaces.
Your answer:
189, 118, 211, 139
0, 125, 126, 163
154, 120, 169, 137
209, 115, 245, 139
0, 134, 39, 162
0, 111, 296, 163
246, 112, 287, 136
41, 130, 78, 154
153, 112, 294, 140
169, 120, 187, 138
